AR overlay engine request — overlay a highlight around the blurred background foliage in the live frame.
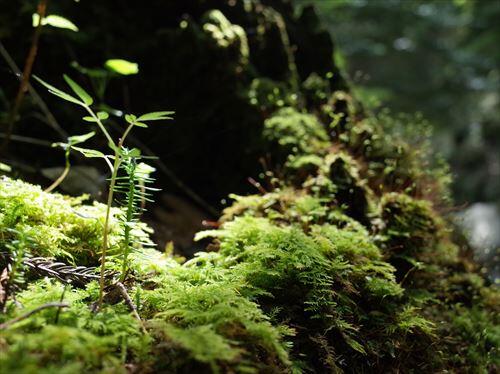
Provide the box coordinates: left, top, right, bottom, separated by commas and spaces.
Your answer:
296, 0, 500, 206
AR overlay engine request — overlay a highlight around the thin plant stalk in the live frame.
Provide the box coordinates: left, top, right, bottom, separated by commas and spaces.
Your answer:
120, 162, 136, 282
97, 155, 120, 307
44, 153, 70, 193
93, 117, 135, 308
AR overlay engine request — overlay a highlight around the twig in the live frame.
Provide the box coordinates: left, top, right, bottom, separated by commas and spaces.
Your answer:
0, 42, 66, 140
0, 133, 53, 147
0, 268, 9, 312
1, 0, 50, 152
54, 284, 68, 324
0, 253, 115, 287
248, 176, 267, 194
44, 162, 70, 193
114, 282, 147, 334
0, 302, 68, 330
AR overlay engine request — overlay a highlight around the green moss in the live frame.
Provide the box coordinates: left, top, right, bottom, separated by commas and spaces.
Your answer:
0, 176, 162, 275
246, 77, 297, 111
377, 192, 459, 273
0, 280, 149, 373
306, 152, 375, 224
203, 9, 249, 68
0, 177, 111, 263
1, 109, 498, 372
221, 188, 366, 234
0, 180, 293, 373
196, 216, 439, 371
302, 73, 331, 107
1, 164, 498, 373
143, 265, 292, 372
338, 112, 451, 203
263, 107, 330, 158
1, 2, 497, 372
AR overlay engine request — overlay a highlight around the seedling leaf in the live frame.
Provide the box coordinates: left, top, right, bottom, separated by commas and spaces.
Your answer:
32, 14, 79, 32
72, 146, 106, 159
63, 75, 93, 105
97, 111, 109, 120
104, 59, 139, 75
33, 75, 82, 105
125, 114, 137, 124
68, 131, 95, 146
137, 111, 174, 122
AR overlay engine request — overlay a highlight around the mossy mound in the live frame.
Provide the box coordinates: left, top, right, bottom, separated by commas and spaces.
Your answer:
0, 178, 291, 373
0, 172, 498, 372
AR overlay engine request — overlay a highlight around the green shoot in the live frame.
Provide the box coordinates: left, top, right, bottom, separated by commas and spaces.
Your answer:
0, 229, 31, 311
45, 131, 95, 193
113, 153, 158, 281
34, 74, 173, 309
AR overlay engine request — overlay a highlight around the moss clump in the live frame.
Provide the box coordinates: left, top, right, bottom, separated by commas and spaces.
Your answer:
0, 176, 157, 271
246, 77, 297, 112
196, 216, 438, 372
372, 192, 499, 372
203, 9, 249, 69
0, 178, 292, 373
263, 107, 330, 159
376, 192, 459, 283
303, 152, 374, 225
2, 2, 497, 372
142, 264, 292, 373
1, 161, 498, 373
0, 176, 113, 264
337, 112, 451, 203
0, 280, 149, 373
377, 192, 445, 262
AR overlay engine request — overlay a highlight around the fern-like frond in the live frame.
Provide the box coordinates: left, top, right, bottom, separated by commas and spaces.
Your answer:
112, 148, 159, 281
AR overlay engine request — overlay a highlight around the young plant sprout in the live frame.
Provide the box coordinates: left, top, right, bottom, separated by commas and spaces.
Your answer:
44, 131, 95, 193
34, 74, 173, 308
113, 155, 159, 282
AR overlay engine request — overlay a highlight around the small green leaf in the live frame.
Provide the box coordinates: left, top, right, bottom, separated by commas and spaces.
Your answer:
129, 148, 141, 157
68, 131, 95, 146
72, 146, 106, 158
33, 14, 79, 32
82, 111, 109, 122
33, 75, 82, 105
104, 59, 139, 75
134, 122, 148, 128
0, 162, 12, 172
96, 111, 109, 120
63, 75, 93, 105
344, 336, 366, 355
137, 111, 174, 122
125, 114, 137, 124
